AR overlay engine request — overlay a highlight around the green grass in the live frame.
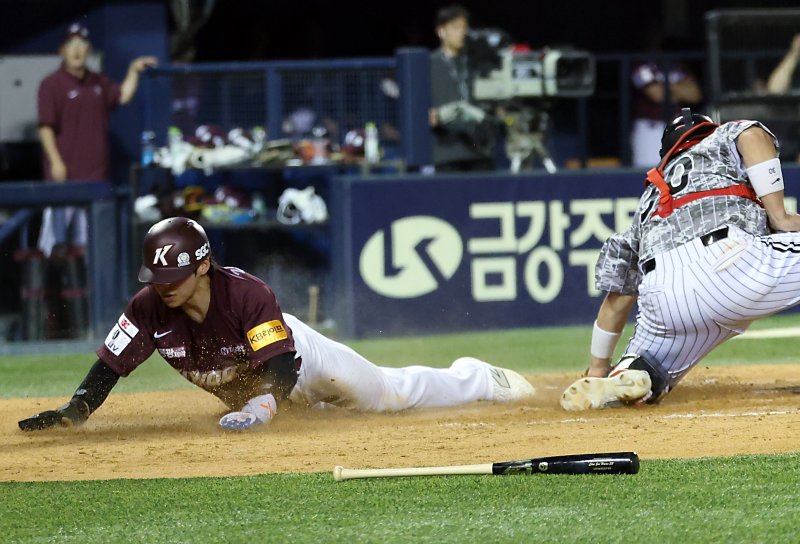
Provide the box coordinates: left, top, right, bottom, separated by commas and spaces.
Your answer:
5, 312, 800, 399
1, 454, 799, 543
2, 324, 594, 399
3, 315, 800, 543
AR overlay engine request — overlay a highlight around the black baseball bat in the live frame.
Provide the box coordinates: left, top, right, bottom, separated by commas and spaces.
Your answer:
492, 451, 639, 475
333, 451, 639, 480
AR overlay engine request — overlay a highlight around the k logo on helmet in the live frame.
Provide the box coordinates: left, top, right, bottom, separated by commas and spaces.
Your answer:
153, 244, 174, 266
138, 217, 211, 284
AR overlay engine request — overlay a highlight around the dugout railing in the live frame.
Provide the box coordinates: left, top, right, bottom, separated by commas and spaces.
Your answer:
139, 48, 790, 170
139, 50, 433, 169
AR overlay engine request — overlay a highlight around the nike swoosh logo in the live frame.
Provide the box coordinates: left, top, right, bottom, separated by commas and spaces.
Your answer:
489, 368, 510, 388
153, 330, 173, 339
772, 177, 782, 185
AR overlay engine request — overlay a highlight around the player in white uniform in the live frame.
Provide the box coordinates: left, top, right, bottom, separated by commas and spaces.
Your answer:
560, 109, 800, 410
19, 218, 535, 432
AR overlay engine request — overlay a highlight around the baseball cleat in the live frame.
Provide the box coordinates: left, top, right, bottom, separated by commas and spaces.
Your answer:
218, 411, 260, 431
560, 369, 652, 411
489, 366, 536, 402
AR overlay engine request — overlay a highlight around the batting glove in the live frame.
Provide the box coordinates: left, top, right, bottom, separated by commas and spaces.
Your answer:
18, 398, 90, 431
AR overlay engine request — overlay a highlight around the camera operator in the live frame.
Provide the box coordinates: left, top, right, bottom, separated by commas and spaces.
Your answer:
429, 5, 495, 172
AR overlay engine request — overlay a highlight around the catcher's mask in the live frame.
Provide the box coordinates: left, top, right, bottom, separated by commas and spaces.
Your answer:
659, 107, 715, 159
138, 217, 210, 284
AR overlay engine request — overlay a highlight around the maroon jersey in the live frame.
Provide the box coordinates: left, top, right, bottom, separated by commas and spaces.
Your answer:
38, 65, 121, 181
97, 267, 295, 397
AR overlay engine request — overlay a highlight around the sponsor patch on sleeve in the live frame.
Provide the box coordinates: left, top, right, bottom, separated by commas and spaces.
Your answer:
104, 324, 132, 356
103, 313, 140, 356
247, 320, 288, 351
117, 313, 139, 338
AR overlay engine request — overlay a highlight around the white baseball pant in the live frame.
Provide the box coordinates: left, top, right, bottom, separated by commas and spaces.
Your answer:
38, 206, 87, 257
283, 313, 494, 411
626, 224, 800, 387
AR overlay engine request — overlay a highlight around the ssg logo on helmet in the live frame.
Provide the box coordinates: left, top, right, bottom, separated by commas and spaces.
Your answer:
195, 242, 210, 260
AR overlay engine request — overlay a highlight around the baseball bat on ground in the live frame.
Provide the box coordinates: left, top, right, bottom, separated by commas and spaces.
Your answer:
333, 451, 639, 481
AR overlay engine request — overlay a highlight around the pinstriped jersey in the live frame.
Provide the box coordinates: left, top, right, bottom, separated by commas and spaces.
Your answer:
596, 120, 776, 294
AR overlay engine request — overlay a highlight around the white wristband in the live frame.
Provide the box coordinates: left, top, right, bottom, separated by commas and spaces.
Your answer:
590, 321, 621, 359
746, 158, 783, 198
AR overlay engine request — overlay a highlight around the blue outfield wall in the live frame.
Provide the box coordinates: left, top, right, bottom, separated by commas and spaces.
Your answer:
331, 166, 800, 338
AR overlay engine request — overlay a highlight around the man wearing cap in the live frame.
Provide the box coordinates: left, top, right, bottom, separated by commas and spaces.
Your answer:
35, 23, 157, 336
18, 217, 536, 432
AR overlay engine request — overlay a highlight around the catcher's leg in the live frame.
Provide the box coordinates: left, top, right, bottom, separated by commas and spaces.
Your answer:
560, 353, 669, 411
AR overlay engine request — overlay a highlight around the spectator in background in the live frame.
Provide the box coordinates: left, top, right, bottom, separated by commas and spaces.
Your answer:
630, 29, 703, 168
767, 34, 800, 95
36, 22, 157, 337
429, 5, 495, 172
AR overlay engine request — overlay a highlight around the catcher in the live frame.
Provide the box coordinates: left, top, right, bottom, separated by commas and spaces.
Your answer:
561, 109, 800, 410
19, 217, 535, 432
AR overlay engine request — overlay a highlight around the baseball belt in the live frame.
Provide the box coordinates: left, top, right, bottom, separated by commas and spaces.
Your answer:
642, 226, 729, 275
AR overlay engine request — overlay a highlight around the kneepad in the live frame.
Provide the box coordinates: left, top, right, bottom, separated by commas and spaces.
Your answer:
614, 353, 670, 404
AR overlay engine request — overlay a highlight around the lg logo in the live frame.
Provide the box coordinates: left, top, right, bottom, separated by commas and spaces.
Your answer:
359, 216, 463, 298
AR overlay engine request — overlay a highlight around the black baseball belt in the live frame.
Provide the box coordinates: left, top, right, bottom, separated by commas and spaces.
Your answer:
641, 226, 729, 275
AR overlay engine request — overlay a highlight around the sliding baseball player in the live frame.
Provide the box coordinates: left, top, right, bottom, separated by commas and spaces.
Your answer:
19, 217, 535, 432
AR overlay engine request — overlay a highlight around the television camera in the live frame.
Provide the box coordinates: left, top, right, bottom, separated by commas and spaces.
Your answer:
467, 29, 595, 173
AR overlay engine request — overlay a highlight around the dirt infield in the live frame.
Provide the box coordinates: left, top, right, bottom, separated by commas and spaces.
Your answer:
3, 364, 800, 482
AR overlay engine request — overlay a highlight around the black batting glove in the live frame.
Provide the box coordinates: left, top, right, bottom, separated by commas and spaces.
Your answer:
18, 398, 90, 431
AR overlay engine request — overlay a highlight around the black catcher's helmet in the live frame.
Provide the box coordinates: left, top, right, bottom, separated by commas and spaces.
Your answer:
138, 217, 210, 284
659, 108, 714, 158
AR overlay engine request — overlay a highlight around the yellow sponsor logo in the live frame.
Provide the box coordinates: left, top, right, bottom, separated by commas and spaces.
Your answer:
247, 320, 288, 351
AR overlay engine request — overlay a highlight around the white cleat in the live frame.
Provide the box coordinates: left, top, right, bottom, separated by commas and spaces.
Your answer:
560, 369, 652, 411
219, 393, 277, 431
218, 411, 260, 431
489, 366, 536, 402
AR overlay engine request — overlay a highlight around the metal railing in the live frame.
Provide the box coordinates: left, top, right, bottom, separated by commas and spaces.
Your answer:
140, 48, 790, 169
141, 58, 398, 149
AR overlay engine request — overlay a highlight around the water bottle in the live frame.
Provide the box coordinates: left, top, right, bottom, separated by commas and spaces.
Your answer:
167, 126, 183, 169
364, 122, 379, 164
252, 126, 266, 154
140, 130, 155, 167
251, 192, 266, 219
310, 125, 329, 165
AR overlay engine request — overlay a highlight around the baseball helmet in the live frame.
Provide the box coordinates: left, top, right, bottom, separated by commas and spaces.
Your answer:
659, 108, 714, 158
138, 217, 211, 284
193, 124, 226, 148
342, 128, 366, 158
227, 127, 255, 151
